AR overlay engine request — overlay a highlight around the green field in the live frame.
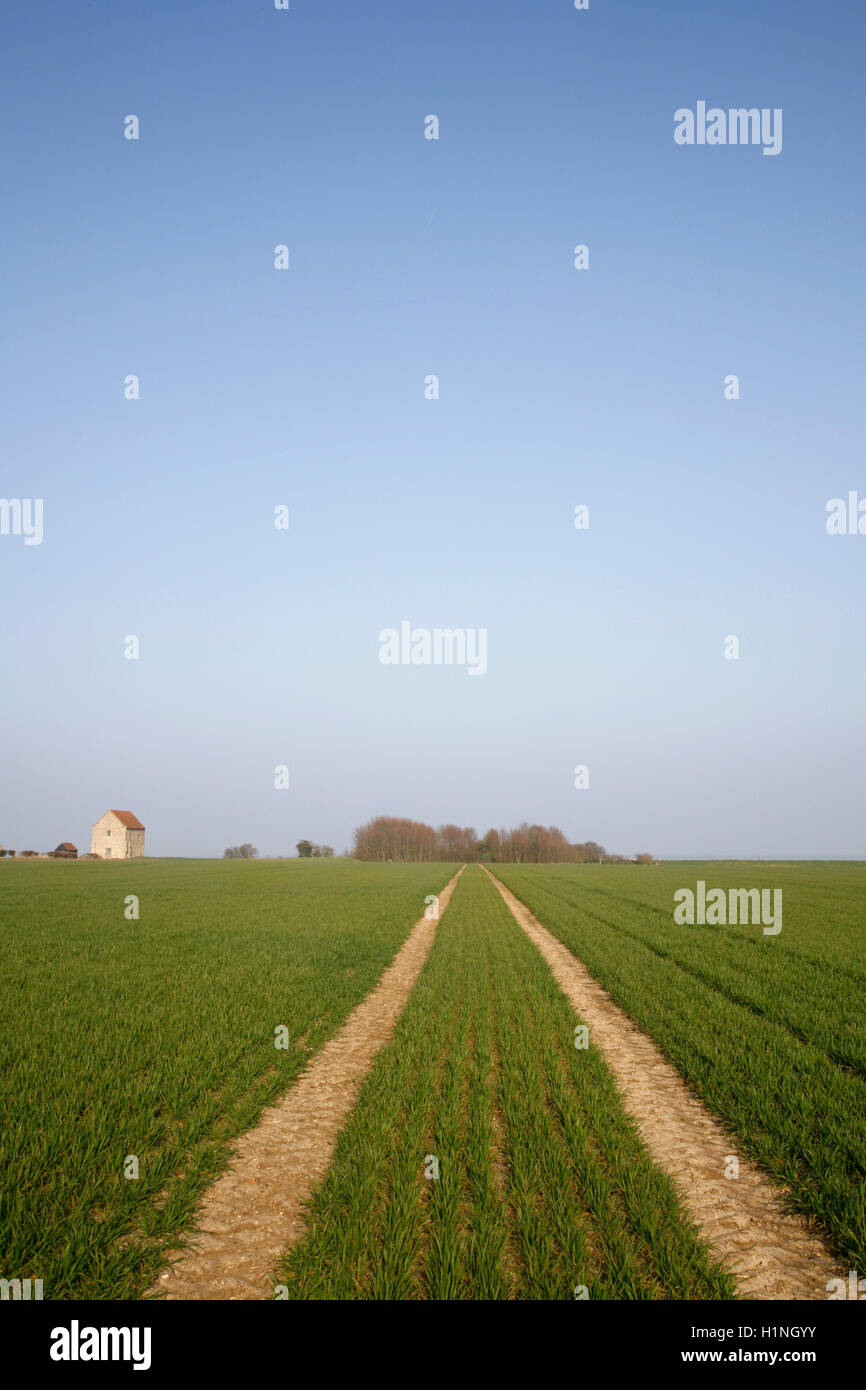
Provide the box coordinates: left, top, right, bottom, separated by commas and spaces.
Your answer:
492, 860, 866, 1270
1, 856, 863, 1300
0, 857, 455, 1299
278, 866, 735, 1300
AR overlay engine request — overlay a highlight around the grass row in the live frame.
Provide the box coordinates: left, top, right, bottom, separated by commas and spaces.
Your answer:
0, 857, 455, 1299
490, 861, 866, 1272
276, 865, 736, 1299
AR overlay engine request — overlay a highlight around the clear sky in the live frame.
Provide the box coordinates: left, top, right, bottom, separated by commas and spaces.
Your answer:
2, 0, 864, 858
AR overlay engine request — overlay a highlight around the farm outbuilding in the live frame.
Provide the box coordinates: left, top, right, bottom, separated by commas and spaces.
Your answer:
91, 811, 145, 860
53, 842, 78, 857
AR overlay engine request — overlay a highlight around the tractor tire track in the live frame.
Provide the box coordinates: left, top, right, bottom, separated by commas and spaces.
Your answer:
150, 870, 463, 1300
483, 867, 844, 1300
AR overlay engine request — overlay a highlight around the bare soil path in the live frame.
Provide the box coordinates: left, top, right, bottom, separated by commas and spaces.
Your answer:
150, 870, 463, 1300
484, 867, 844, 1300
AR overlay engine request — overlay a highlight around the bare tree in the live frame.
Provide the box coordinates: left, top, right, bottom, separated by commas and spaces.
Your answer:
351, 817, 638, 865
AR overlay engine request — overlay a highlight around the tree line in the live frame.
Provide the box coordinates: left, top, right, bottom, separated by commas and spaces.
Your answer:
352, 816, 653, 865
295, 840, 334, 858
223, 842, 335, 859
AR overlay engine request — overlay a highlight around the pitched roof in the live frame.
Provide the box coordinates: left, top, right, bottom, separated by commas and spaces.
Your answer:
109, 810, 145, 830
57, 842, 77, 852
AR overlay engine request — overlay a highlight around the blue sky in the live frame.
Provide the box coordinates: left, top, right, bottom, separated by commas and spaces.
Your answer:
2, 0, 864, 858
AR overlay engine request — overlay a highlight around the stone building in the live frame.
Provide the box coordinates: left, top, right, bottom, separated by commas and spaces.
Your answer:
91, 810, 145, 859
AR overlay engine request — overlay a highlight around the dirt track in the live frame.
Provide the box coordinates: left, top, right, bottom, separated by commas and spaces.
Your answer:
483, 867, 844, 1300
150, 870, 463, 1300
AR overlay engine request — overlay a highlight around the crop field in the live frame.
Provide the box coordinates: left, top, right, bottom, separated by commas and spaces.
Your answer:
277, 866, 735, 1300
0, 858, 455, 1299
492, 861, 866, 1271
1, 856, 862, 1302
